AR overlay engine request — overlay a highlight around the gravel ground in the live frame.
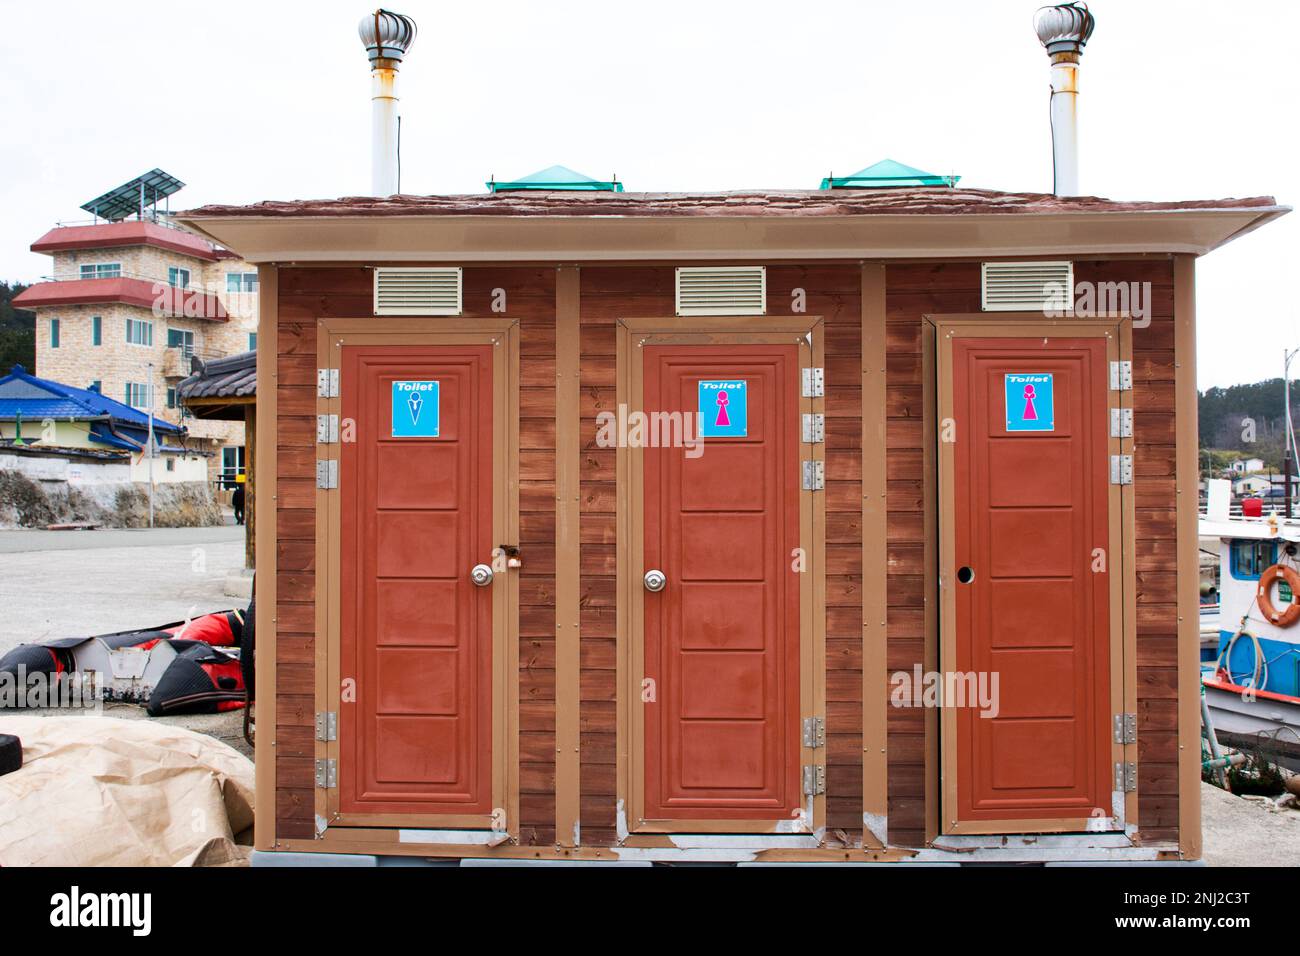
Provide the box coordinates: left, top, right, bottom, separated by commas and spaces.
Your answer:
0, 523, 252, 758
1201, 780, 1300, 866
0, 525, 244, 649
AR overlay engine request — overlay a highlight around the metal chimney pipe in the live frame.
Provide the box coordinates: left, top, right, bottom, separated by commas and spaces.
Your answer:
358, 9, 417, 196
1034, 2, 1095, 196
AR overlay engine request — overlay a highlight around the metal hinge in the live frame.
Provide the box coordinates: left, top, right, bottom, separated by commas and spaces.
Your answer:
1113, 713, 1137, 744
801, 413, 825, 444
1109, 360, 1132, 392
1114, 761, 1137, 792
315, 758, 337, 789
316, 459, 338, 490
315, 711, 337, 742
801, 367, 825, 398
802, 764, 826, 796
317, 368, 339, 398
802, 460, 825, 491
316, 414, 339, 444
802, 716, 826, 749
1110, 454, 1133, 485
1110, 407, 1133, 439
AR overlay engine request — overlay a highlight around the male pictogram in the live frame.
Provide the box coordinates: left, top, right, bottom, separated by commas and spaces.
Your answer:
714, 389, 731, 427
1021, 383, 1038, 421
408, 390, 423, 425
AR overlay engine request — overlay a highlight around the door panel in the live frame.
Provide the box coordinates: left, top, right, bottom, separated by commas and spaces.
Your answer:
951, 337, 1111, 824
339, 344, 494, 816
642, 345, 801, 820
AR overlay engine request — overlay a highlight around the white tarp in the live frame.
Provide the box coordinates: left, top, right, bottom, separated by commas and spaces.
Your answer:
0, 716, 254, 867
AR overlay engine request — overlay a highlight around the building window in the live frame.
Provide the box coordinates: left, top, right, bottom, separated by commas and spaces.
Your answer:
80, 262, 121, 279
220, 446, 246, 489
168, 267, 191, 289
226, 272, 258, 293
89, 380, 101, 393
248, 332, 257, 350
166, 458, 175, 472
50, 319, 59, 348
124, 382, 153, 409
91, 315, 102, 346
166, 387, 177, 409
167, 327, 195, 357
125, 318, 153, 346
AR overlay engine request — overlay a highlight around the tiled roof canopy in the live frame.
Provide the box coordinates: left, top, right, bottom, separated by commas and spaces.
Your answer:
177, 350, 256, 401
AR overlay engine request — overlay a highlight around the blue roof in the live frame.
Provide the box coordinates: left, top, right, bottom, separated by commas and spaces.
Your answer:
0, 365, 186, 448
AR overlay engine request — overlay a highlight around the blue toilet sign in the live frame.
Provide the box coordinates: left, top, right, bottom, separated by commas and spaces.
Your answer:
1004, 373, 1054, 432
392, 380, 440, 437
698, 379, 748, 437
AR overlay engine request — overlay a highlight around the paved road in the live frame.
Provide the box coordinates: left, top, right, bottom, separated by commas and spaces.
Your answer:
0, 526, 246, 650
0, 524, 240, 554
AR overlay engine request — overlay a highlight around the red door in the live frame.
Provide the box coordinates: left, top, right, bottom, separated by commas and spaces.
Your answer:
642, 345, 801, 821
952, 337, 1111, 824
339, 344, 494, 816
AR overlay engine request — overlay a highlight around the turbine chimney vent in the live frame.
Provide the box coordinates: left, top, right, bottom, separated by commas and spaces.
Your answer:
1033, 2, 1095, 197
359, 9, 417, 67
359, 9, 417, 197
1034, 2, 1095, 57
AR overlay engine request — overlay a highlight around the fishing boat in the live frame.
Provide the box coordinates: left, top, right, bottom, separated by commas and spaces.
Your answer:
1200, 478, 1300, 770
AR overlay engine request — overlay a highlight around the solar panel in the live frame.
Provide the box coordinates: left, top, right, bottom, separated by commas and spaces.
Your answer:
80, 169, 185, 222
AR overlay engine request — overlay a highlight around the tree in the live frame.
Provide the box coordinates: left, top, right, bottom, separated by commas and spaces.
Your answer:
0, 281, 35, 371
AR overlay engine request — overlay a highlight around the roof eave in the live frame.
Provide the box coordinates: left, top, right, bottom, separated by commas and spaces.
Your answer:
173, 205, 1291, 265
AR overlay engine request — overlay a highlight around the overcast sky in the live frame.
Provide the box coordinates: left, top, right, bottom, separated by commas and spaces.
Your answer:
0, 0, 1293, 389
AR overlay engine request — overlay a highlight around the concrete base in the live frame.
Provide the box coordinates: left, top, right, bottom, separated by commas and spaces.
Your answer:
224, 568, 254, 600
250, 849, 1202, 867
251, 851, 648, 867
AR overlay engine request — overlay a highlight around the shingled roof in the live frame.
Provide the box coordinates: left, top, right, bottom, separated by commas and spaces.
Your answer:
180, 187, 1280, 220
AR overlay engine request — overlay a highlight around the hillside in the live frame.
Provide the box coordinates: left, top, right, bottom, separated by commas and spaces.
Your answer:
1199, 378, 1298, 470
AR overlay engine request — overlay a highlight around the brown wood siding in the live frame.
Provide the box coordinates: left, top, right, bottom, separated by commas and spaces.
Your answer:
273, 266, 557, 845
270, 257, 1179, 851
577, 265, 862, 844
885, 263, 978, 846
884, 259, 1179, 848
775, 267, 863, 837
1076, 259, 1180, 844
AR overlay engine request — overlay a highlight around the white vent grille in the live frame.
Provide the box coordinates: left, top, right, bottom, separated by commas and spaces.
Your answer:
981, 261, 1074, 313
374, 267, 463, 316
675, 266, 766, 316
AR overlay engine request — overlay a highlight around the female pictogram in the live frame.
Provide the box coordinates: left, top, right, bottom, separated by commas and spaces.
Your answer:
1021, 384, 1038, 421
714, 389, 731, 427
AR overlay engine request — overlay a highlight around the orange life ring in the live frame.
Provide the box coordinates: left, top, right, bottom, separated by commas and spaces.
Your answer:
1256, 563, 1300, 627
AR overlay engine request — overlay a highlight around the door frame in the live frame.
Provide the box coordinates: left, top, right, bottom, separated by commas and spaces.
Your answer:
615, 315, 827, 839
929, 314, 1136, 836
315, 316, 520, 839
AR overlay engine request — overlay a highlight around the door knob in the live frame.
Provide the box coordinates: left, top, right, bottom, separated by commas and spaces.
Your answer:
470, 564, 495, 587
643, 569, 667, 593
